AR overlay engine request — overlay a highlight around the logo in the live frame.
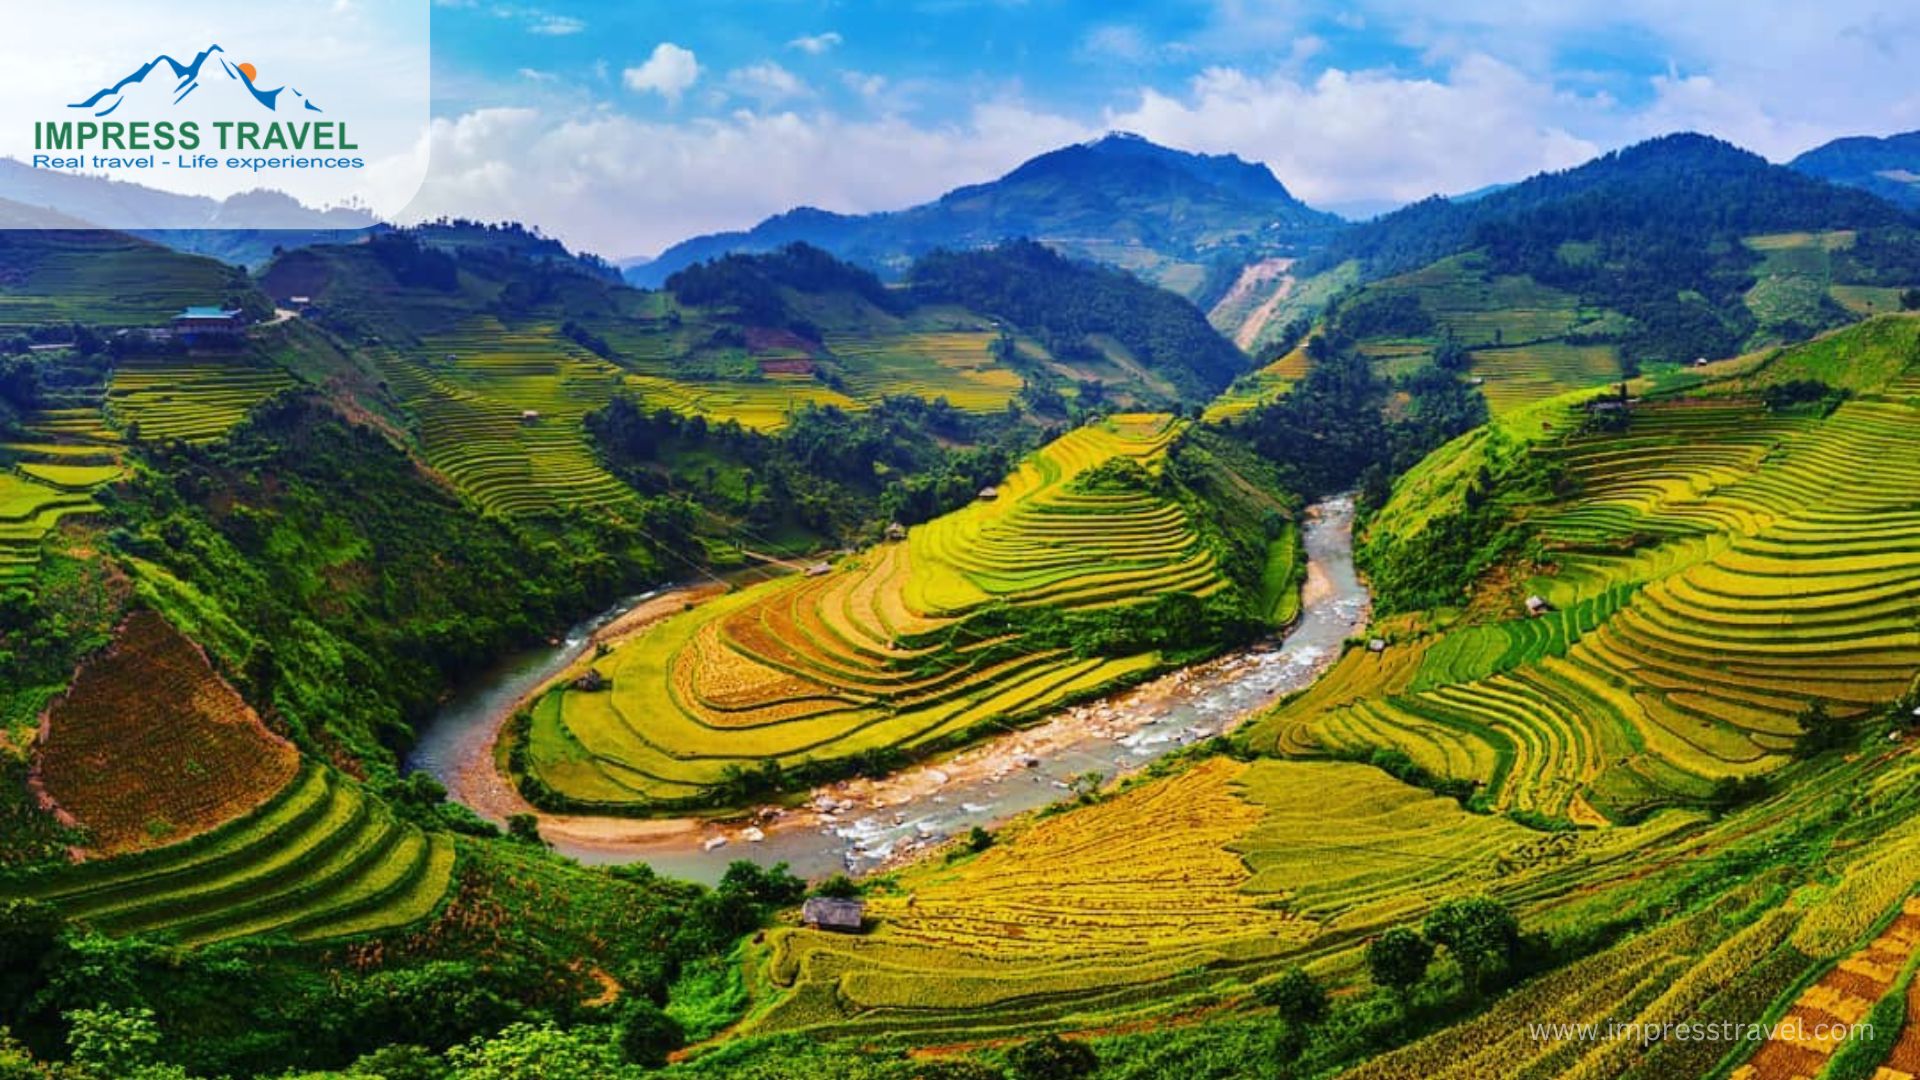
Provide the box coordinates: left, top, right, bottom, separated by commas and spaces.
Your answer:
0, 1, 429, 231
72, 44, 323, 117
38, 41, 355, 156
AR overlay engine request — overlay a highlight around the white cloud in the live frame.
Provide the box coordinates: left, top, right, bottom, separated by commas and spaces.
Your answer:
788, 32, 843, 55
400, 101, 1090, 257
1081, 24, 1154, 63
624, 43, 701, 103
527, 14, 585, 36
1105, 54, 1604, 206
729, 62, 809, 105
842, 70, 888, 102
399, 1, 1920, 261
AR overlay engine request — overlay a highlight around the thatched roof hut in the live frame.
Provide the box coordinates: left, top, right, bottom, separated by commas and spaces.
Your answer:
801, 897, 865, 933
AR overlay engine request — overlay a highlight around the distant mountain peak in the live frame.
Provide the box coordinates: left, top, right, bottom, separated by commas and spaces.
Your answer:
630, 133, 1341, 294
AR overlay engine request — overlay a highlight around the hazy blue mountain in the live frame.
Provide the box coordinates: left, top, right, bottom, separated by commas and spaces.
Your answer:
630, 132, 1344, 297
1789, 131, 1920, 210
0, 159, 377, 267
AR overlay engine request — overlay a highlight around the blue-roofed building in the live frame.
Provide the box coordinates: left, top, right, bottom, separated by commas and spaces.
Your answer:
171, 307, 246, 344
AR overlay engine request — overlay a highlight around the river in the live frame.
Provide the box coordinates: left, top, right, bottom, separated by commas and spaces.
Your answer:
406, 496, 1369, 885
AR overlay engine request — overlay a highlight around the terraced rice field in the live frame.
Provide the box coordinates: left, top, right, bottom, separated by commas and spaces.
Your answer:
1731, 897, 1920, 1080
1, 761, 455, 946
1250, 396, 1920, 820
1467, 342, 1622, 414
755, 759, 1688, 1040
822, 330, 1022, 413
1831, 284, 1909, 317
619, 371, 859, 433
0, 471, 97, 587
370, 317, 636, 516
1743, 231, 1857, 336
522, 415, 1228, 807
1887, 340, 1920, 404
0, 401, 124, 584
1347, 893, 1802, 1080
605, 322, 1017, 430
0, 234, 238, 329
1206, 342, 1310, 422
108, 357, 294, 443
31, 610, 301, 854
1367, 254, 1621, 348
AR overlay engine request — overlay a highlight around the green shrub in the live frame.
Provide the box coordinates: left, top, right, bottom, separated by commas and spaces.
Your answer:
1254, 967, 1328, 1026
1006, 1033, 1097, 1080
618, 1001, 686, 1068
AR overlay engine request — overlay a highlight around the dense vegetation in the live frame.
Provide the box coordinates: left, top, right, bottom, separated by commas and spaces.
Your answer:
1221, 333, 1488, 502
101, 394, 683, 769
910, 240, 1251, 400
664, 243, 900, 327
1305, 135, 1920, 362
585, 392, 1037, 544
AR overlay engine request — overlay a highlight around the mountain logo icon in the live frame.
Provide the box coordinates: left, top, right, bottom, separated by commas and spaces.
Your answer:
70, 44, 323, 117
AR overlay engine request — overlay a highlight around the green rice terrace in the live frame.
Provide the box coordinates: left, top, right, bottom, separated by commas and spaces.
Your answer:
735, 317, 1920, 1070
1, 610, 453, 946
0, 399, 123, 586
107, 356, 294, 444
3, 760, 455, 947
0, 232, 243, 331
369, 317, 637, 517
1248, 334, 1920, 824
513, 413, 1271, 810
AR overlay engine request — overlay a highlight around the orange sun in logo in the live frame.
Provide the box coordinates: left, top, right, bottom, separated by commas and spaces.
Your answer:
236, 62, 258, 83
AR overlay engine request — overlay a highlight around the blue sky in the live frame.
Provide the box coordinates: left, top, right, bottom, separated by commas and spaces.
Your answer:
413, 0, 1920, 258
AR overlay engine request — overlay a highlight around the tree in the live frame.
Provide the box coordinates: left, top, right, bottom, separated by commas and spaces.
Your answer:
0, 901, 60, 1021
66, 1006, 164, 1077
1902, 287, 1920, 311
718, 860, 807, 908
617, 1002, 686, 1068
1367, 928, 1434, 996
1255, 966, 1328, 1026
444, 1022, 621, 1080
1006, 1034, 1098, 1080
1708, 775, 1769, 814
813, 874, 861, 899
349, 1044, 449, 1079
967, 825, 995, 853
1423, 898, 1521, 995
1796, 699, 1848, 756
506, 813, 544, 845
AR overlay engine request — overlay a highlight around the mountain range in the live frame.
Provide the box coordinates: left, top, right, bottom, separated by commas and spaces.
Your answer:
628, 132, 1344, 297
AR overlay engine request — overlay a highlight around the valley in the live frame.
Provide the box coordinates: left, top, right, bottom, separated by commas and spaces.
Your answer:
3, 108, 1920, 1080
407, 495, 1364, 881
